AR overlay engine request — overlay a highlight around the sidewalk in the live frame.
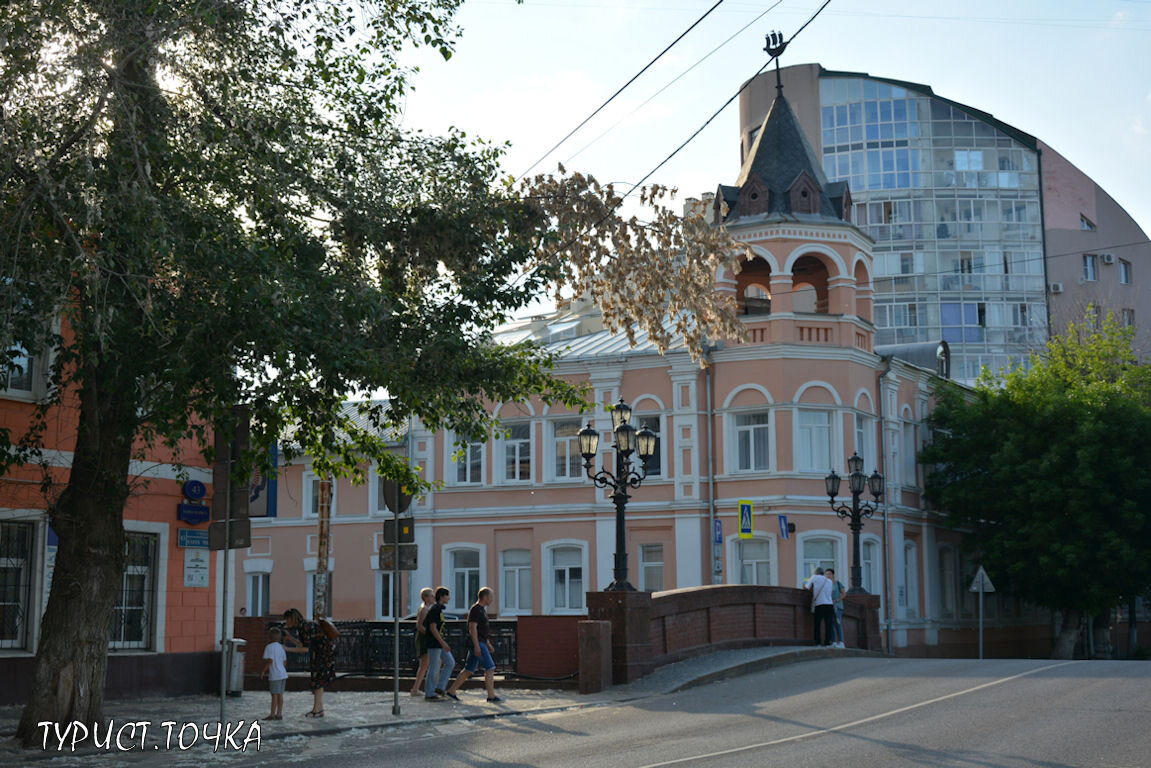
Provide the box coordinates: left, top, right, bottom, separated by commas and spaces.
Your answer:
0, 645, 879, 759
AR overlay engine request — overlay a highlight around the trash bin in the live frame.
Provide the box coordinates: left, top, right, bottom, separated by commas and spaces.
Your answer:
225, 638, 247, 697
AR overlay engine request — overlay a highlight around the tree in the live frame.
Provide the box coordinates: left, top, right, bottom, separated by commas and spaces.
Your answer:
922, 314, 1151, 658
0, 0, 747, 746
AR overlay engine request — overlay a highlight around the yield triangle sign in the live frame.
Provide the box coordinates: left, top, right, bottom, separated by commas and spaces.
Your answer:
969, 565, 996, 593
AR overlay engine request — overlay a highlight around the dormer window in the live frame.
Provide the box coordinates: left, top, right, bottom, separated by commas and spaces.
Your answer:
547, 319, 580, 343
788, 172, 822, 215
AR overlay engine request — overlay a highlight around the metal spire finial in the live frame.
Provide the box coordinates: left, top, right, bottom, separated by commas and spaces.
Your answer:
764, 30, 788, 98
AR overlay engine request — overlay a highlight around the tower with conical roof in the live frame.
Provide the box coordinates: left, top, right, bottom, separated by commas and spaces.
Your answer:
713, 41, 874, 341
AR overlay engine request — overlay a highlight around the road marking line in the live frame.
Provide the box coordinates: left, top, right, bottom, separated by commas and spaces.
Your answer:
635, 661, 1077, 768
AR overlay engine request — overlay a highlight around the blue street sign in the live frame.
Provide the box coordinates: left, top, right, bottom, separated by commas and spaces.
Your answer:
778, 514, 790, 540
738, 500, 754, 539
177, 529, 210, 548
713, 518, 723, 544
182, 479, 207, 501
177, 504, 210, 524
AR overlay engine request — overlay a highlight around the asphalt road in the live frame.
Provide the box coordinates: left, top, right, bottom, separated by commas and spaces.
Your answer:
30, 657, 1151, 767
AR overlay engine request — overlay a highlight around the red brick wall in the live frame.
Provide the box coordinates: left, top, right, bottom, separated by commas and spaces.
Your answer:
647, 585, 828, 665
515, 615, 585, 678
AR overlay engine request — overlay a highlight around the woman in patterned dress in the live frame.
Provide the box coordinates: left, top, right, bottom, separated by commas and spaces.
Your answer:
283, 607, 335, 717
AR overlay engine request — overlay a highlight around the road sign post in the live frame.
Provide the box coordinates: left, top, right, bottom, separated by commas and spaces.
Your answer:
969, 565, 996, 659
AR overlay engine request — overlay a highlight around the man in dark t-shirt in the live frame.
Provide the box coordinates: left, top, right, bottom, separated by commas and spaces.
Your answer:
445, 587, 501, 702
423, 586, 454, 700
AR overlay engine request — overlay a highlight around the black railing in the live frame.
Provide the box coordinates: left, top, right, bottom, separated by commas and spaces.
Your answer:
280, 619, 517, 677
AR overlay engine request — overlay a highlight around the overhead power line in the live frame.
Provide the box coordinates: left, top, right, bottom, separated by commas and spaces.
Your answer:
564, 0, 786, 166
519, 0, 728, 179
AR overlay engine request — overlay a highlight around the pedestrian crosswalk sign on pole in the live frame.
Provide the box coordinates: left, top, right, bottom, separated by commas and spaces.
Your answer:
738, 500, 754, 539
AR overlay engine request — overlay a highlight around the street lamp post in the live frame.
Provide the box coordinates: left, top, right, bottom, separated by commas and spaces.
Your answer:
825, 452, 884, 596
578, 398, 657, 591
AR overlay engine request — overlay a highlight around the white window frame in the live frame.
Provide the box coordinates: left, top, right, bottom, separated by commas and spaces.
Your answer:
549, 419, 584, 482
854, 412, 877, 470
794, 530, 847, 585
796, 408, 834, 474
1083, 253, 1097, 282
732, 410, 773, 473
111, 520, 169, 652
725, 532, 778, 586
302, 471, 337, 519
499, 548, 533, 615
637, 542, 665, 592
901, 417, 918, 488
1120, 259, 1132, 285
449, 439, 485, 486
498, 422, 533, 485
441, 543, 485, 612
246, 572, 270, 618
541, 539, 588, 615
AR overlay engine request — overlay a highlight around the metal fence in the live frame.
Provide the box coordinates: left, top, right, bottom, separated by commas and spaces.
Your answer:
282, 619, 517, 677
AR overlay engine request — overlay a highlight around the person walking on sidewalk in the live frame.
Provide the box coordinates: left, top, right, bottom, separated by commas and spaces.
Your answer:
826, 568, 847, 648
411, 587, 435, 696
260, 626, 288, 720
446, 587, 501, 703
423, 586, 455, 700
804, 567, 835, 647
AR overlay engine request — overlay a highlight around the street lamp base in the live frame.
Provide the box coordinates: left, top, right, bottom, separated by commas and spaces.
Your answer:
604, 579, 637, 592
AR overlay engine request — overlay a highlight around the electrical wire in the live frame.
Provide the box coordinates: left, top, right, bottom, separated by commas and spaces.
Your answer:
564, 0, 786, 167
519, 0, 728, 179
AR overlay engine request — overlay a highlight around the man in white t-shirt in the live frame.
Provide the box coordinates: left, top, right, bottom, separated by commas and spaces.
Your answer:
804, 567, 836, 647
261, 627, 289, 720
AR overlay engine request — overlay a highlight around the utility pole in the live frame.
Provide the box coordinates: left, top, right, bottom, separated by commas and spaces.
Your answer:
314, 478, 332, 617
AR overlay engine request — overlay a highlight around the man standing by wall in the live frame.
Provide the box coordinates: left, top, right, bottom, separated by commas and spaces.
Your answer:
805, 567, 835, 647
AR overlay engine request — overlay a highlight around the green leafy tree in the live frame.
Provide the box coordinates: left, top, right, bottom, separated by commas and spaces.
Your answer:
0, 0, 746, 746
923, 314, 1151, 658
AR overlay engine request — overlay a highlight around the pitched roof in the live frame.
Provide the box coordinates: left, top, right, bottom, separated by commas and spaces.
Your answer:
733, 95, 841, 219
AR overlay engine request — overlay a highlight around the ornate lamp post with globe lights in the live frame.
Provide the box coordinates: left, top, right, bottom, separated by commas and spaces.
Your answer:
825, 452, 884, 595
578, 398, 657, 591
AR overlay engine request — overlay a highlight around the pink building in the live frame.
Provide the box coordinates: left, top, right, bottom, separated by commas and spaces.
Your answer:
234, 93, 1027, 657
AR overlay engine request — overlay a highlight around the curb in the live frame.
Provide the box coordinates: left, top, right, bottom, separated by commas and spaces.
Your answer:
669, 648, 886, 693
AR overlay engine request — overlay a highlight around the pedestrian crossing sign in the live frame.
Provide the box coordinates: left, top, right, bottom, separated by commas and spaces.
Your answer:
738, 500, 754, 539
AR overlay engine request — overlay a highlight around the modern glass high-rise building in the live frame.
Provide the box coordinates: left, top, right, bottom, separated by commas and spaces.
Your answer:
740, 64, 1150, 382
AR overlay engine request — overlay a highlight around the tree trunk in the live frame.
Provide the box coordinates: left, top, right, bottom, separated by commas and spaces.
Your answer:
1051, 609, 1083, 660
16, 373, 135, 747
1092, 611, 1113, 659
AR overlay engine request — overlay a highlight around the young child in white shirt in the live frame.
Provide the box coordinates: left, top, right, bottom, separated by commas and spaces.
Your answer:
260, 626, 288, 720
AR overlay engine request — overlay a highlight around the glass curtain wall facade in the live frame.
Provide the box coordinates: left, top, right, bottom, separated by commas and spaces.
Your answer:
817, 76, 1047, 381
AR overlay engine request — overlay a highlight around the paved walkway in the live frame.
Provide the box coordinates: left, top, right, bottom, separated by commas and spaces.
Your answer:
0, 645, 880, 760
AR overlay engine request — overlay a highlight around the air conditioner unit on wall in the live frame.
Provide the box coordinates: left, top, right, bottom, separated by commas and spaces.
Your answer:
1101, 253, 1116, 264
1049, 282, 1064, 294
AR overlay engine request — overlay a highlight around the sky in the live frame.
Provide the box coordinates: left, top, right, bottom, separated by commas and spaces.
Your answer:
399, 0, 1151, 235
